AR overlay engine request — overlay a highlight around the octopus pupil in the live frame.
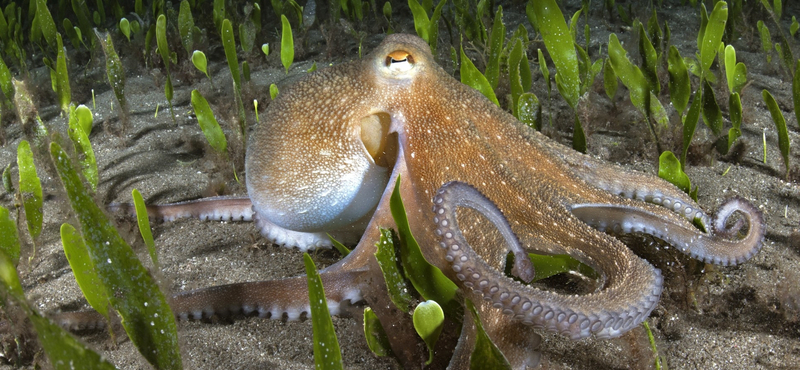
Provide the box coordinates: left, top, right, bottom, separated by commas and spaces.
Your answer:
385, 52, 414, 66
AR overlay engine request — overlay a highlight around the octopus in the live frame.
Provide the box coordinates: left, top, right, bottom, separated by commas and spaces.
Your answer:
59, 34, 764, 368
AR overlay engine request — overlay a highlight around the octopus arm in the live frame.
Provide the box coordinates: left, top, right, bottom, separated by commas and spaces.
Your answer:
168, 270, 364, 321
46, 269, 365, 332
432, 182, 663, 340
109, 196, 255, 222
544, 136, 714, 226
570, 197, 765, 266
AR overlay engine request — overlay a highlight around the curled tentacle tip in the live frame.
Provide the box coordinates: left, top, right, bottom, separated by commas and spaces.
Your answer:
713, 197, 763, 236
708, 197, 766, 266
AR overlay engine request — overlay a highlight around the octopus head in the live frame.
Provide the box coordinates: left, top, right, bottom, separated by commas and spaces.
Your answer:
246, 36, 438, 236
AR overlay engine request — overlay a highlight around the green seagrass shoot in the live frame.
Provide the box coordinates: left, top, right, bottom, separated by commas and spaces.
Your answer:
156, 14, 175, 122
485, 6, 505, 91
2, 164, 12, 194
67, 104, 98, 191
60, 223, 110, 322
793, 60, 800, 130
96, 30, 127, 116
667, 46, 690, 117
119, 18, 131, 42
459, 45, 499, 106
413, 300, 445, 365
374, 228, 413, 312
658, 151, 691, 195
17, 140, 42, 242
55, 34, 70, 115
178, 0, 195, 56
192, 50, 212, 83
132, 189, 158, 269
328, 233, 351, 256
270, 84, 279, 100
34, 0, 57, 52
763, 89, 790, 178
758, 20, 773, 63
221, 19, 246, 136
304, 253, 344, 370
517, 93, 542, 131
281, 15, 294, 73
364, 307, 392, 356
191, 89, 228, 156
0, 206, 20, 264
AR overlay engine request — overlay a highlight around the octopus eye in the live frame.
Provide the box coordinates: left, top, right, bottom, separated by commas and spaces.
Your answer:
385, 50, 414, 72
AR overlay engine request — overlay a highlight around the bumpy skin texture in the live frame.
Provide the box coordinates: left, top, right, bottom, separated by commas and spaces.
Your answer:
67, 34, 764, 369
